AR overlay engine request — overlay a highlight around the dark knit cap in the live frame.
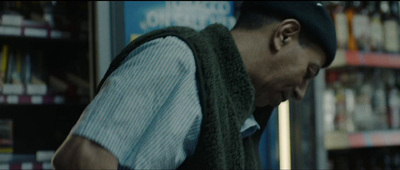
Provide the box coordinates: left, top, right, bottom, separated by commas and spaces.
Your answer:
240, 1, 337, 68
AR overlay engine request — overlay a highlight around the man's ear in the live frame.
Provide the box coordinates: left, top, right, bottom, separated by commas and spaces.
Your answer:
271, 19, 301, 52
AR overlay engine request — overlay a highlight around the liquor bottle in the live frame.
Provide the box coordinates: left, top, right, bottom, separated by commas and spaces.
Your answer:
24, 52, 31, 84
369, 1, 384, 52
393, 153, 400, 169
0, 45, 9, 84
391, 1, 400, 54
381, 1, 400, 53
324, 71, 338, 132
330, 1, 349, 50
5, 49, 15, 84
30, 1, 44, 22
371, 69, 389, 130
353, 71, 375, 131
346, 1, 358, 51
18, 1, 31, 19
352, 1, 371, 52
42, 1, 55, 28
11, 50, 22, 85
384, 69, 400, 129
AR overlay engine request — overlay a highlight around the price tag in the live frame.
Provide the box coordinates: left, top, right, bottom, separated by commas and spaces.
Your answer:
0, 26, 22, 36
21, 162, 33, 170
36, 150, 55, 162
54, 96, 65, 104
51, 30, 71, 39
0, 96, 4, 103
27, 84, 47, 95
2, 84, 24, 95
0, 164, 9, 170
7, 95, 18, 104
1, 14, 23, 26
24, 27, 47, 38
42, 162, 52, 170
31, 96, 43, 104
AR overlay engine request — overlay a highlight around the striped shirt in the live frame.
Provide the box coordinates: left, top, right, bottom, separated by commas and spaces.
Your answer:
71, 36, 259, 169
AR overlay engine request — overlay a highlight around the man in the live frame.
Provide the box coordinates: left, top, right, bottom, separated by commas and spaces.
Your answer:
52, 1, 337, 169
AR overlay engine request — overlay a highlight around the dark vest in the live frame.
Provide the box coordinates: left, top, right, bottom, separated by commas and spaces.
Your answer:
98, 24, 261, 170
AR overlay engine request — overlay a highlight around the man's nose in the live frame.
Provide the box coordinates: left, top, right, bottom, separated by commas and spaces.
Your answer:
293, 80, 309, 100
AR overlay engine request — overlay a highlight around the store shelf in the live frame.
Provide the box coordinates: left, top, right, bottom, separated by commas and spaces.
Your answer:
0, 151, 54, 163
329, 49, 400, 69
0, 162, 52, 170
0, 95, 65, 105
325, 130, 400, 150
0, 23, 76, 39
0, 2, 90, 164
0, 35, 87, 49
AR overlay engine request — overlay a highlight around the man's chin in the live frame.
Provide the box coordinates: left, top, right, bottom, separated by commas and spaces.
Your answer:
270, 102, 280, 107
255, 101, 280, 107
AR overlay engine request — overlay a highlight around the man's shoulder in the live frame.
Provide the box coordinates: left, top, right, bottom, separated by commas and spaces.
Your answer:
135, 35, 194, 57
125, 35, 196, 72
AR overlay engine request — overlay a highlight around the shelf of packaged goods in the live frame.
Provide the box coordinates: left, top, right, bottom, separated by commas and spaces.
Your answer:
328, 49, 400, 69
0, 151, 54, 165
0, 95, 90, 105
0, 34, 87, 49
0, 95, 65, 105
0, 161, 52, 170
0, 24, 87, 41
325, 130, 400, 150
0, 27, 88, 50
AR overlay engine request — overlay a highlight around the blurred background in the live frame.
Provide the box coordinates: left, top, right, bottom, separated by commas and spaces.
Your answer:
0, 1, 399, 170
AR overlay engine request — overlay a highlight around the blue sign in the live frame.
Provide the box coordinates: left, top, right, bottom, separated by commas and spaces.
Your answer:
124, 1, 236, 45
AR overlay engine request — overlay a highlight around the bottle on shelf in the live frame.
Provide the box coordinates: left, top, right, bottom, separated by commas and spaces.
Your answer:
23, 52, 31, 85
343, 71, 358, 132
324, 71, 338, 133
345, 1, 358, 51
329, 1, 349, 50
370, 69, 389, 130
12, 50, 23, 85
334, 74, 347, 131
352, 1, 371, 52
381, 1, 400, 53
390, 1, 400, 54
351, 69, 374, 131
333, 70, 359, 132
0, 119, 13, 153
42, 1, 55, 28
368, 1, 384, 52
383, 69, 400, 129
0, 45, 9, 86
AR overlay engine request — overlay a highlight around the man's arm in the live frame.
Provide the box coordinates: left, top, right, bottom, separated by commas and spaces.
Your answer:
52, 135, 118, 169
52, 36, 201, 169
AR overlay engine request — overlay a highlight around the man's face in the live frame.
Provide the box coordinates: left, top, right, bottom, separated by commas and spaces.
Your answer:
252, 40, 326, 107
